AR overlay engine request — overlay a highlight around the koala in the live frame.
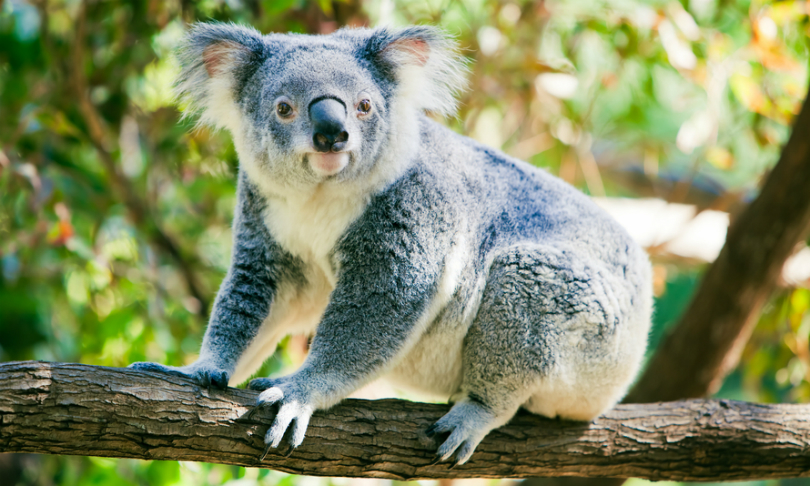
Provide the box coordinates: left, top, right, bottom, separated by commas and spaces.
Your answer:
130, 22, 652, 466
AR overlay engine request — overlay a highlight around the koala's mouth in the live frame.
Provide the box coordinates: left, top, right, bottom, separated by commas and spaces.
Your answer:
306, 152, 351, 178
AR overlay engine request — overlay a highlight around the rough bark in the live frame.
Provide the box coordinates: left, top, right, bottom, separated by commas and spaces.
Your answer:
3, 361, 810, 481
623, 87, 810, 404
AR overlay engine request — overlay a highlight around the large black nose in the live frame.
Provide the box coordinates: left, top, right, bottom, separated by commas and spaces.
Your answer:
309, 98, 349, 153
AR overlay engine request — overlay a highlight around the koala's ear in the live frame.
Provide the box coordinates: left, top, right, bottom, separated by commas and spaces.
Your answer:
174, 22, 267, 130
364, 26, 468, 117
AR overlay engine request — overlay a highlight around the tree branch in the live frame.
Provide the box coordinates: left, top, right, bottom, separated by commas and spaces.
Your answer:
3, 361, 810, 481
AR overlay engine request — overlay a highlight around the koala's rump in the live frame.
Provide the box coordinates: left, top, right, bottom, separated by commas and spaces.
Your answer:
383, 118, 651, 411
384, 240, 650, 414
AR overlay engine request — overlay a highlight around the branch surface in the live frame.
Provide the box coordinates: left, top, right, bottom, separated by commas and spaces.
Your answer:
3, 361, 810, 481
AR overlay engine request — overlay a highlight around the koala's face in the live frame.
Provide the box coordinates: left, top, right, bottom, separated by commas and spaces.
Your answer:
239, 42, 392, 184
176, 24, 465, 191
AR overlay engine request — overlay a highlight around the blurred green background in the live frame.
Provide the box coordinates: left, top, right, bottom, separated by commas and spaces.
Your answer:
1, 0, 810, 484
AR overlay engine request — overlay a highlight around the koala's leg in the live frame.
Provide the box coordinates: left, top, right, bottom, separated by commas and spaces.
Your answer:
130, 174, 295, 390
427, 246, 550, 465
429, 244, 646, 465
426, 270, 536, 464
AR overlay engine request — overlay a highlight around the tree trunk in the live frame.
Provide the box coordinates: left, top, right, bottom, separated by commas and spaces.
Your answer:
625, 84, 810, 404
3, 361, 810, 481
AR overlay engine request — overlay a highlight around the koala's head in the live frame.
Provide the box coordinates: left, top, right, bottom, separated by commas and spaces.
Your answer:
175, 23, 466, 191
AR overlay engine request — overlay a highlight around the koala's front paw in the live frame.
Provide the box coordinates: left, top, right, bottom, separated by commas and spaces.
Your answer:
128, 361, 230, 389
248, 377, 314, 459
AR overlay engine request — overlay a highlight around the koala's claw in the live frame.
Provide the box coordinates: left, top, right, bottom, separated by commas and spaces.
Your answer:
435, 434, 479, 466
263, 398, 312, 449
204, 369, 230, 389
258, 440, 296, 462
426, 422, 467, 466
427, 455, 444, 466
245, 386, 282, 422
425, 422, 442, 438
259, 442, 273, 462
281, 442, 296, 458
128, 362, 230, 390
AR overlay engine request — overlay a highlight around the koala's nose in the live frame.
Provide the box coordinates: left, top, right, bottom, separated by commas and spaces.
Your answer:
309, 98, 349, 153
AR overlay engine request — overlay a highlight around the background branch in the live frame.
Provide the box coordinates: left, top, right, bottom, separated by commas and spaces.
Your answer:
624, 78, 810, 404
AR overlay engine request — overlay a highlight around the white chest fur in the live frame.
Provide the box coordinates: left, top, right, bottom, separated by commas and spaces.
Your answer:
262, 185, 371, 286
228, 179, 372, 385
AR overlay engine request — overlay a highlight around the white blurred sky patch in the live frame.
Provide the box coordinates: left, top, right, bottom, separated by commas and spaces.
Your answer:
659, 19, 697, 70
536, 72, 580, 100
477, 26, 503, 57
594, 197, 810, 286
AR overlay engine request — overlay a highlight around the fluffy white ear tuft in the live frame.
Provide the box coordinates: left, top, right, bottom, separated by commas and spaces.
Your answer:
368, 26, 469, 117
174, 22, 266, 131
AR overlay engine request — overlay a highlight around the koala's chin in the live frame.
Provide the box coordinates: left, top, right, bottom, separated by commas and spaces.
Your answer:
307, 152, 350, 177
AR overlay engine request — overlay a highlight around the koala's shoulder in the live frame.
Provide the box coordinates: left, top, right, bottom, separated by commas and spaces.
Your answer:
368, 164, 452, 227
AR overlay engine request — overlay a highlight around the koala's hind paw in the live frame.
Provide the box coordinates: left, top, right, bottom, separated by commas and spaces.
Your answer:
248, 377, 314, 458
426, 400, 498, 466
128, 361, 229, 389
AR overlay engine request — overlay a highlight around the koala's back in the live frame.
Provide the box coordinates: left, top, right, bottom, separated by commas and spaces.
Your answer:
380, 116, 652, 413
447, 122, 635, 249
400, 115, 648, 288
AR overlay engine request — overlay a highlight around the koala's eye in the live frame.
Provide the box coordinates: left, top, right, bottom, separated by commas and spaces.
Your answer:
357, 99, 372, 116
276, 102, 293, 118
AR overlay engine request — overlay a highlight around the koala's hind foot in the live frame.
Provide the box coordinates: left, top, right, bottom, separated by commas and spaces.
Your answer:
248, 376, 314, 459
427, 397, 517, 466
128, 361, 230, 389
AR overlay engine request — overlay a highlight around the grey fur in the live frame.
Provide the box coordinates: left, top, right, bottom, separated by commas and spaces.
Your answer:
130, 22, 652, 465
